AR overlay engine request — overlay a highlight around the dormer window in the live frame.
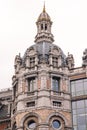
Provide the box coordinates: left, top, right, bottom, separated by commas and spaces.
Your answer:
52, 57, 58, 67
30, 57, 35, 68
27, 77, 36, 92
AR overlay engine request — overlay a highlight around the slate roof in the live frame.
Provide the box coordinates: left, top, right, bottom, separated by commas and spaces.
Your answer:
22, 42, 67, 66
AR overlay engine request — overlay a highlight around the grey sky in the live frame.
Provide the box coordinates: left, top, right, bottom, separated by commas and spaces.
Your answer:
0, 0, 87, 89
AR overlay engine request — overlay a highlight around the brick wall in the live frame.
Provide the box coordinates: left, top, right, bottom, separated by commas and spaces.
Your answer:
0, 122, 8, 130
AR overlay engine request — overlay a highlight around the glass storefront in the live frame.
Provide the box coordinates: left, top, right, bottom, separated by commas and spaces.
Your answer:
71, 79, 87, 130
72, 100, 87, 130
71, 79, 87, 97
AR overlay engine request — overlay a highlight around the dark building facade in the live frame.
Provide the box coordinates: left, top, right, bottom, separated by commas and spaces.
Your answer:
0, 5, 87, 130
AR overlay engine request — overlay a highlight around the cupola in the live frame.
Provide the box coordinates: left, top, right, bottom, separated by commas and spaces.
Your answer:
35, 4, 54, 43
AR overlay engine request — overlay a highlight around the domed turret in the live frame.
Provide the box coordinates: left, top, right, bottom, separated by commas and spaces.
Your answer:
11, 4, 72, 130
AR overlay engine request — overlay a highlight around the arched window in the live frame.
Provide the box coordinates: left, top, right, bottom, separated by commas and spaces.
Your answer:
23, 116, 38, 130
27, 120, 36, 129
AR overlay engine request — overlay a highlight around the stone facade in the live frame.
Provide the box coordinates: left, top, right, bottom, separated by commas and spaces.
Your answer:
0, 4, 87, 130
0, 88, 12, 130
11, 5, 72, 130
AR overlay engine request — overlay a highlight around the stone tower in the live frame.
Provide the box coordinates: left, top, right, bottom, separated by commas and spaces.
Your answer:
12, 5, 72, 130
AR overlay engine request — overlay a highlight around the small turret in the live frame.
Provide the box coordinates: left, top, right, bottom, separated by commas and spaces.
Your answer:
66, 52, 74, 69
14, 53, 22, 73
82, 48, 87, 66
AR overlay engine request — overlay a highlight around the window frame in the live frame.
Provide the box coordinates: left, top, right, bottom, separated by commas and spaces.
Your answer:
52, 57, 58, 67
30, 57, 35, 69
41, 24, 43, 30
27, 77, 36, 92
52, 77, 60, 92
45, 24, 47, 30
26, 101, 35, 107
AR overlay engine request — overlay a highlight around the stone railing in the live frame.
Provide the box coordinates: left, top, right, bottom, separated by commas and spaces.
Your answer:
0, 87, 12, 93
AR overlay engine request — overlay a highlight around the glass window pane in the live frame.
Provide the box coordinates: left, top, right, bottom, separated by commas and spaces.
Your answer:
85, 115, 87, 122
72, 92, 76, 97
52, 77, 59, 92
77, 100, 84, 108
73, 109, 77, 115
77, 115, 86, 125
85, 108, 87, 113
72, 102, 76, 109
84, 90, 87, 95
75, 80, 83, 84
84, 82, 87, 90
77, 108, 85, 114
75, 82, 83, 91
28, 78, 35, 92
73, 126, 77, 130
73, 115, 77, 125
71, 84, 75, 92
76, 91, 84, 96
71, 81, 75, 85
52, 120, 61, 129
85, 100, 87, 107
78, 125, 86, 130
28, 120, 36, 129
84, 78, 87, 82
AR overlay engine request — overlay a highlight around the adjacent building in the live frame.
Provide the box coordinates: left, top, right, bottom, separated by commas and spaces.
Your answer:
0, 5, 87, 130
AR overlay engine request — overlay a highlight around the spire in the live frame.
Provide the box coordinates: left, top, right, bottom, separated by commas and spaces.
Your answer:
43, 1, 46, 12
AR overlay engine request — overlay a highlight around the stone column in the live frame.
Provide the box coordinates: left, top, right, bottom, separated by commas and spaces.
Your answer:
49, 53, 53, 70
35, 53, 38, 70
26, 56, 29, 72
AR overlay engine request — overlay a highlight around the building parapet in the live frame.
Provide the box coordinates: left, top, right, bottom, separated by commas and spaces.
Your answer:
0, 88, 12, 93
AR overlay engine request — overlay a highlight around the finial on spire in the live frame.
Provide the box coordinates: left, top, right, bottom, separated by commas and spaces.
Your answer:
43, 1, 46, 12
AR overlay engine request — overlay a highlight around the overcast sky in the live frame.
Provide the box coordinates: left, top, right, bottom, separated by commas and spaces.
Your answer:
0, 0, 87, 89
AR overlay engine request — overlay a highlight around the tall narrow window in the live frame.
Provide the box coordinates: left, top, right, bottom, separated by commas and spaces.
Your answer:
52, 57, 58, 67
41, 24, 43, 30
28, 78, 35, 92
52, 77, 60, 92
30, 57, 35, 68
45, 24, 47, 30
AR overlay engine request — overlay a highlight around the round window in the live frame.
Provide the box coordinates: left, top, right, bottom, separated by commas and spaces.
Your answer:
52, 120, 61, 129
28, 120, 36, 129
